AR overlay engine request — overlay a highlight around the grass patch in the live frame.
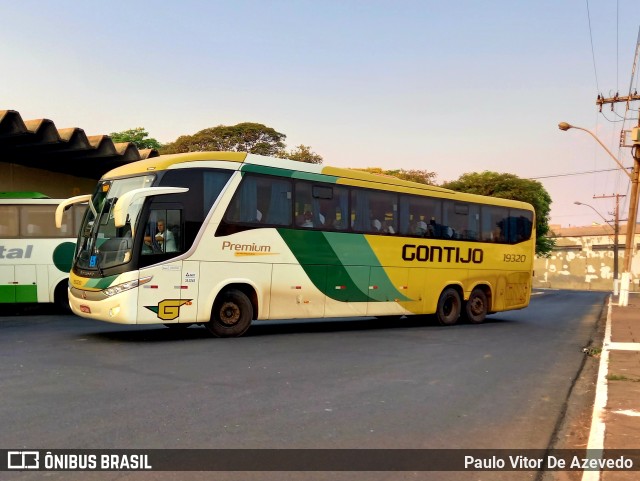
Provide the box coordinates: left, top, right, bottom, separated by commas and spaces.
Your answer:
607, 374, 640, 382
583, 347, 602, 357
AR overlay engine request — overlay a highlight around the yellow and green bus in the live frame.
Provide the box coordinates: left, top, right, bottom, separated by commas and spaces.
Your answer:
56, 152, 535, 336
0, 192, 85, 309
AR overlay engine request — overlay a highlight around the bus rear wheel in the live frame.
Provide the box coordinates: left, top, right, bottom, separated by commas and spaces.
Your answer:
465, 288, 488, 324
436, 287, 461, 325
206, 289, 253, 338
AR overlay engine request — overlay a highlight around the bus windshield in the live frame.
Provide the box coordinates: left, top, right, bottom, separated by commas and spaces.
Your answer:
75, 175, 155, 271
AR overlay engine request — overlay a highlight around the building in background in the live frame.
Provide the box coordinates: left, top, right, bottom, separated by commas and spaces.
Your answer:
534, 223, 640, 292
0, 110, 158, 198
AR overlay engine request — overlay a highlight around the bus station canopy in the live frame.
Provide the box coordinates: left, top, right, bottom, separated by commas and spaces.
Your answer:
0, 109, 159, 180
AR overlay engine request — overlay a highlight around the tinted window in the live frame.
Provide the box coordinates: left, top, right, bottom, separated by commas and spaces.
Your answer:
351, 188, 397, 234
399, 195, 442, 238
224, 175, 292, 227
481, 205, 510, 243
442, 201, 480, 241
0, 206, 19, 237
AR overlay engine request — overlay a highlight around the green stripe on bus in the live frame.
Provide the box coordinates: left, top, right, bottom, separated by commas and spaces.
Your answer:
16, 285, 38, 303
240, 164, 338, 184
277, 229, 409, 303
0, 286, 16, 303
0, 285, 37, 303
85, 275, 120, 290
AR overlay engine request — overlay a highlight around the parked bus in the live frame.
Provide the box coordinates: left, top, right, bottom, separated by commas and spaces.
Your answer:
56, 152, 535, 336
0, 192, 85, 309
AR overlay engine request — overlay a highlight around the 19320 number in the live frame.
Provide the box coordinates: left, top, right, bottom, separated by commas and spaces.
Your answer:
504, 254, 526, 263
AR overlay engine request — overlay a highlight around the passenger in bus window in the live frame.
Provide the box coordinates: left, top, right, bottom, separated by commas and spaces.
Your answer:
300, 210, 313, 227
414, 220, 428, 237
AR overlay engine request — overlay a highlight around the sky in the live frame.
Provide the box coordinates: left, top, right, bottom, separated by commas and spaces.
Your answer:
1, 0, 639, 228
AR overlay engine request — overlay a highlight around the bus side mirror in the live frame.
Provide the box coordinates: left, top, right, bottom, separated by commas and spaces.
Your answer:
113, 186, 189, 229
55, 194, 92, 228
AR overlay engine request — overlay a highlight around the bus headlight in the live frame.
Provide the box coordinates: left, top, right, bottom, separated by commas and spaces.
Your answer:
102, 276, 152, 297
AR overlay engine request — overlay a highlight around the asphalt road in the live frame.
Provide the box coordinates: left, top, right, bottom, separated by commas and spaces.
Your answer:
0, 289, 606, 480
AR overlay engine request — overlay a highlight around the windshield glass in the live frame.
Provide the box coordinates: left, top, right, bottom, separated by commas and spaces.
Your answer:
75, 175, 155, 271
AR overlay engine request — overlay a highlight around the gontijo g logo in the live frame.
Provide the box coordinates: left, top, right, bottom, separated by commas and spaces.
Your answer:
145, 299, 192, 320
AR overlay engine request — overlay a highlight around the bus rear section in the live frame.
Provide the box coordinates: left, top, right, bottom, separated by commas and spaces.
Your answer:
0, 192, 84, 309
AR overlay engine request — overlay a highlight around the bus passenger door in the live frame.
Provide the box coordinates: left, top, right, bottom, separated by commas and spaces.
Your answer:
137, 205, 190, 324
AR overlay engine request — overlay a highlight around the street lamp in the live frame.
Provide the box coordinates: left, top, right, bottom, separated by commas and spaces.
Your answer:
559, 121, 639, 306
558, 123, 632, 181
574, 201, 619, 286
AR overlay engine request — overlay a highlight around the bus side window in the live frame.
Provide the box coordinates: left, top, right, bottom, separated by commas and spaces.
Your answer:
20, 205, 63, 238
142, 209, 182, 255
481, 205, 509, 243
511, 209, 534, 243
0, 206, 19, 237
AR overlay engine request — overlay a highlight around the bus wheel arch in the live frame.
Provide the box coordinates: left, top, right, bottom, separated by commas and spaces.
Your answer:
53, 279, 71, 312
435, 285, 463, 326
206, 284, 257, 337
465, 285, 490, 324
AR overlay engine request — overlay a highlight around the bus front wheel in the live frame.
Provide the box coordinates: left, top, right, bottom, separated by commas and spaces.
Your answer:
206, 289, 253, 337
436, 287, 461, 325
465, 288, 488, 324
54, 281, 71, 313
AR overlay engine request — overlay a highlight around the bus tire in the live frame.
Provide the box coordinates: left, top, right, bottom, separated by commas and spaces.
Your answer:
54, 281, 71, 313
435, 287, 461, 325
206, 289, 253, 337
465, 288, 488, 324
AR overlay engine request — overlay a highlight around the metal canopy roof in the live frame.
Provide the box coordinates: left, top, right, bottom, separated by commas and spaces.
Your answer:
0, 109, 159, 179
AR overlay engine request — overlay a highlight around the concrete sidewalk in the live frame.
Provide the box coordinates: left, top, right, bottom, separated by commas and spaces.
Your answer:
600, 292, 640, 481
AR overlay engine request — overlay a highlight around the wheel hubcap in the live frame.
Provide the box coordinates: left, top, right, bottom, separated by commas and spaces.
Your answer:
219, 302, 240, 326
470, 298, 483, 315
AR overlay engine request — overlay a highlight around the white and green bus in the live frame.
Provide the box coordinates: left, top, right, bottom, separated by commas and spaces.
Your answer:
0, 192, 85, 309
56, 152, 535, 336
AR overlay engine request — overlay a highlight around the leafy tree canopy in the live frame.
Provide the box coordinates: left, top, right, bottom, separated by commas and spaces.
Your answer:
276, 144, 323, 164
441, 171, 555, 256
355, 167, 437, 185
160, 122, 286, 156
109, 127, 162, 150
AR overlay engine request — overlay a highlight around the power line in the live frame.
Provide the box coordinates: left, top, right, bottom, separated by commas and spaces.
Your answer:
585, 0, 601, 93
530, 166, 632, 180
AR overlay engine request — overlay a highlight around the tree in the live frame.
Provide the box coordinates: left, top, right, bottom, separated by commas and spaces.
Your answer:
441, 171, 555, 256
109, 127, 162, 150
354, 167, 437, 185
160, 122, 286, 156
276, 144, 323, 164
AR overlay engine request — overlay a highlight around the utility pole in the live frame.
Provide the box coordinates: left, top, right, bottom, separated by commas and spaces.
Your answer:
593, 193, 624, 292
594, 29, 640, 305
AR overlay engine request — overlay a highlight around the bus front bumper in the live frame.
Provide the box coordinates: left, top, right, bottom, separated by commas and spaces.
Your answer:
69, 287, 138, 324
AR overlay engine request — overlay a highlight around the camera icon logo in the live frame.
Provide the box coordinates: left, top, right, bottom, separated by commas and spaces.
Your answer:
7, 451, 39, 469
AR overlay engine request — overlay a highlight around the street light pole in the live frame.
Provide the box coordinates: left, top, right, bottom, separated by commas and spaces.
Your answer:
559, 122, 639, 305
574, 200, 620, 291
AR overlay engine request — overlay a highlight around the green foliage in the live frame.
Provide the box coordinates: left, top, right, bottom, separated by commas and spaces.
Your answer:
276, 144, 323, 164
109, 127, 162, 150
354, 167, 437, 185
160, 122, 286, 156
386, 169, 437, 185
441, 171, 555, 256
